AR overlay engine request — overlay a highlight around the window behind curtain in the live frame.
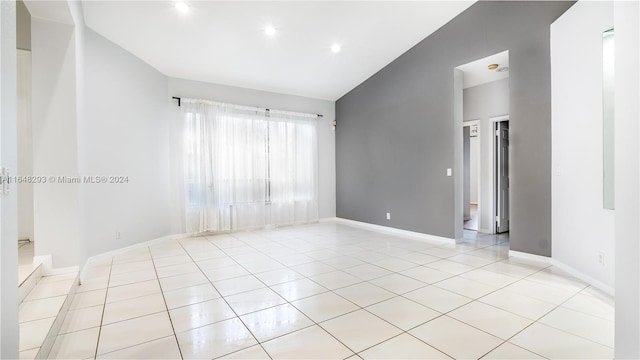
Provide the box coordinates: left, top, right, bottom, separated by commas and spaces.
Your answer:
179, 100, 318, 233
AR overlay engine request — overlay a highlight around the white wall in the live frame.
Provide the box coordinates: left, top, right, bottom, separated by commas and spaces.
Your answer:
31, 3, 172, 268
613, 0, 640, 357
69, 0, 87, 268
550, 1, 614, 290
81, 28, 171, 258
17, 50, 33, 241
168, 78, 336, 220
463, 78, 509, 233
31, 17, 81, 268
0, 0, 19, 357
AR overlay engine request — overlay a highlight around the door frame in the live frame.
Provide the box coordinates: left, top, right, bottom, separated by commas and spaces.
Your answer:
491, 115, 509, 234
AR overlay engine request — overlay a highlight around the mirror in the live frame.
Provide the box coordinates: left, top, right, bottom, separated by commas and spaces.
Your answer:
603, 29, 614, 210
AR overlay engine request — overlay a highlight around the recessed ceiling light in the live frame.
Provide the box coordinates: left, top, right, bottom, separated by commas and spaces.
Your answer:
265, 26, 276, 36
331, 44, 341, 53
175, 1, 189, 13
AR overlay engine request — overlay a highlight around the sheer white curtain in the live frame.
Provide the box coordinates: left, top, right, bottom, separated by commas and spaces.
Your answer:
171, 99, 318, 234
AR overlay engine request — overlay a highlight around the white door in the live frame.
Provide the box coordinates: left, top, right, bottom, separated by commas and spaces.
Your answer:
496, 121, 509, 233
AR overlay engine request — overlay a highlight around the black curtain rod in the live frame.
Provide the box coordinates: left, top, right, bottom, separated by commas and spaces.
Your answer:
171, 96, 323, 118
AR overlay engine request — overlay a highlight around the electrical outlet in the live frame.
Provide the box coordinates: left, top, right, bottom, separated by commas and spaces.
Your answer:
598, 252, 605, 267
386, 212, 391, 220
116, 231, 121, 240
446, 168, 452, 177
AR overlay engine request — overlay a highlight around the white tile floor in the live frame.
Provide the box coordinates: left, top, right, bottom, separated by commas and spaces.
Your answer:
26, 222, 614, 359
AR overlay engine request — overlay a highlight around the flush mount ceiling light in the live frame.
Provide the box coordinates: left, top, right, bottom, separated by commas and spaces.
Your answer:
488, 63, 499, 70
264, 26, 276, 36
175, 1, 189, 13
331, 44, 341, 53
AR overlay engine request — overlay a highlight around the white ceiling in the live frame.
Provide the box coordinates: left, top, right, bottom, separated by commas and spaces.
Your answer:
81, 1, 475, 100
457, 50, 509, 89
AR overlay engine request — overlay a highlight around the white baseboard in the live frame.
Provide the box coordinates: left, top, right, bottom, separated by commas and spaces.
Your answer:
551, 259, 615, 296
33, 255, 79, 276
509, 250, 615, 296
508, 250, 552, 265
33, 255, 49, 268
332, 218, 454, 244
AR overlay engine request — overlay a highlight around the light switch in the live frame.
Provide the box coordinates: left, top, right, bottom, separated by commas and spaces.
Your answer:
447, 168, 452, 177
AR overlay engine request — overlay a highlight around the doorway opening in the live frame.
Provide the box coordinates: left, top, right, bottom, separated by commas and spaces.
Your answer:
454, 51, 510, 242
463, 121, 480, 231
494, 117, 510, 234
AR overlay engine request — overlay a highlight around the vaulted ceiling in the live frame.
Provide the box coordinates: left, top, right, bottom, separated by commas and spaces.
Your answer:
81, 1, 475, 100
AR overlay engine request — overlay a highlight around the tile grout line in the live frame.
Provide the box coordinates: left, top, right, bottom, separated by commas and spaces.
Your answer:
148, 245, 185, 360
92, 256, 114, 359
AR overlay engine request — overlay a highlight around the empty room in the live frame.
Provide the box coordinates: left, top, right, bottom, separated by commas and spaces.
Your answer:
0, 0, 638, 359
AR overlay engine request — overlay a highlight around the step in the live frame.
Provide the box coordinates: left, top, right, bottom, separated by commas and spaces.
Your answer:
18, 262, 43, 304
19, 272, 79, 360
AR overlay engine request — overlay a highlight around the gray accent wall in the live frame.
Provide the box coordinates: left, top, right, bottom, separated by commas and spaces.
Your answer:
336, 1, 574, 256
